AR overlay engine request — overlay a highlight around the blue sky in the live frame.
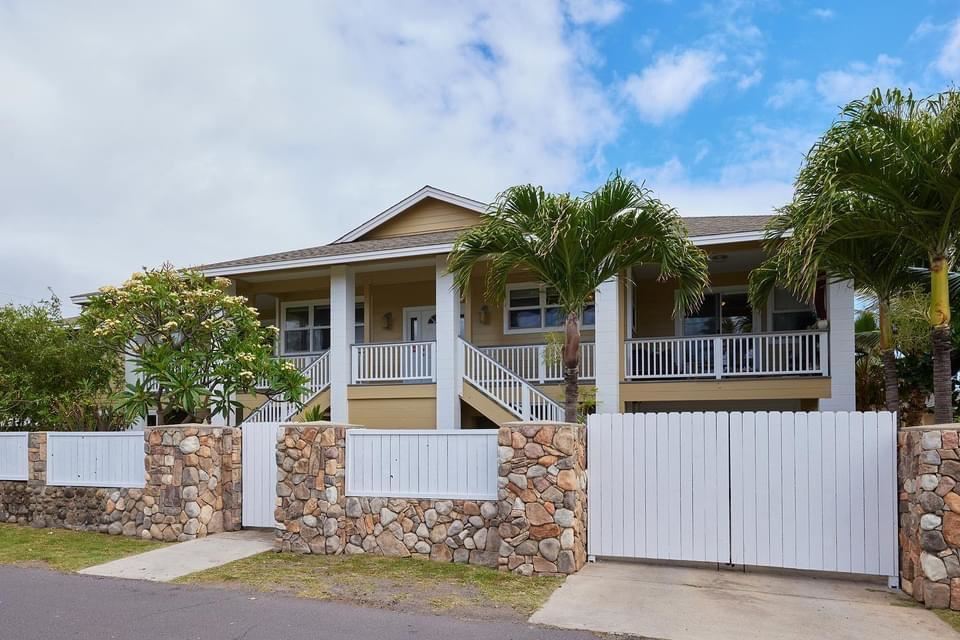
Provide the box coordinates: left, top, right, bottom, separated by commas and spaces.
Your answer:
0, 1, 957, 309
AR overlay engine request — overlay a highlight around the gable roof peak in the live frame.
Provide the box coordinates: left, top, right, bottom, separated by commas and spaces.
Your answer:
333, 185, 488, 244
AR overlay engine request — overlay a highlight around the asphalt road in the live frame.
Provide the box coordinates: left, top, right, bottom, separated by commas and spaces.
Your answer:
0, 566, 603, 640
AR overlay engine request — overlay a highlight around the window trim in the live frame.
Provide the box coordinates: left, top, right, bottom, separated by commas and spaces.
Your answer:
503, 282, 596, 335
280, 298, 365, 355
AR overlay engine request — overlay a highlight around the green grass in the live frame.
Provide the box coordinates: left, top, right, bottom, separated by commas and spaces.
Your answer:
178, 552, 564, 619
936, 609, 960, 633
0, 523, 163, 572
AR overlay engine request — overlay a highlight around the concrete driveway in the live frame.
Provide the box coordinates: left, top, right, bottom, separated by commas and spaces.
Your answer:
531, 561, 952, 640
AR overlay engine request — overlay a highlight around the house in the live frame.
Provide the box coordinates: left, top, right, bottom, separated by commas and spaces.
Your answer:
74, 185, 855, 429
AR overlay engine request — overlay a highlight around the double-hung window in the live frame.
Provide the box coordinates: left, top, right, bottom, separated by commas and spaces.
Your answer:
282, 301, 365, 354
504, 284, 595, 333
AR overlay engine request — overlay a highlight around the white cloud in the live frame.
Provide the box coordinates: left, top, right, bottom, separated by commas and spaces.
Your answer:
0, 2, 622, 311
815, 55, 902, 107
936, 19, 960, 76
563, 0, 625, 25
766, 79, 810, 109
626, 123, 817, 216
736, 69, 762, 90
810, 8, 834, 20
622, 49, 720, 124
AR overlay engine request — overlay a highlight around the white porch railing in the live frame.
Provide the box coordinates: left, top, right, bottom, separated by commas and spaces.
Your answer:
257, 354, 322, 388
479, 342, 596, 383
351, 341, 436, 383
459, 339, 564, 422
245, 352, 330, 424
624, 331, 829, 380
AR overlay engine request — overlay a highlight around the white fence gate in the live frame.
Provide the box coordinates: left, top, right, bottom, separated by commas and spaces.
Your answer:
588, 411, 898, 581
242, 422, 278, 528
346, 429, 498, 500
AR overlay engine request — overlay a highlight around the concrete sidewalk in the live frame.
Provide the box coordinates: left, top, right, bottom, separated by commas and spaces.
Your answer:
531, 561, 951, 640
78, 530, 274, 582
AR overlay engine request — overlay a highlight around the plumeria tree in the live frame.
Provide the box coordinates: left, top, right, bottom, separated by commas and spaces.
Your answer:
80, 264, 307, 425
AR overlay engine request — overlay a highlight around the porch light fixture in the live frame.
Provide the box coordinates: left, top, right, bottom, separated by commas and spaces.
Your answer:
708, 253, 728, 262
382, 311, 393, 330
479, 305, 490, 325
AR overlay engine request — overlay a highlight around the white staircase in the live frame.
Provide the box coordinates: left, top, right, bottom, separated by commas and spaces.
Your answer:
458, 338, 564, 422
244, 352, 330, 424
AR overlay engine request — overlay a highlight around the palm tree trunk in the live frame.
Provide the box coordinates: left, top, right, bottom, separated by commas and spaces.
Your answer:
931, 257, 954, 424
563, 312, 581, 423
878, 300, 900, 416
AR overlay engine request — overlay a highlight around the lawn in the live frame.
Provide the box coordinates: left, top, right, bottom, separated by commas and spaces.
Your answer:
0, 523, 163, 572
178, 552, 564, 622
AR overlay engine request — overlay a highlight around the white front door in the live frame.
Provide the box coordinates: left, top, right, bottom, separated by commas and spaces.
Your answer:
403, 306, 437, 342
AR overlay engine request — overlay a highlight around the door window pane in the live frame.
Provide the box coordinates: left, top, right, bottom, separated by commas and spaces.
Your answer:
720, 292, 752, 334
684, 294, 719, 335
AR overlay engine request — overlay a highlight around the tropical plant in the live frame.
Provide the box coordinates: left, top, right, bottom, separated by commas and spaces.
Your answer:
80, 265, 307, 425
748, 194, 924, 415
0, 298, 125, 430
790, 88, 960, 423
448, 173, 709, 422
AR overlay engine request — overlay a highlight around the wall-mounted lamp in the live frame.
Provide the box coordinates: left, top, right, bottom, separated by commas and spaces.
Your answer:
478, 305, 490, 325
382, 311, 393, 330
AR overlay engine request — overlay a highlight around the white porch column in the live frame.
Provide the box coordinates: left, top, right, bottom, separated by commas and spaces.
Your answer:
330, 264, 355, 423
594, 275, 622, 414
435, 254, 461, 429
820, 279, 856, 411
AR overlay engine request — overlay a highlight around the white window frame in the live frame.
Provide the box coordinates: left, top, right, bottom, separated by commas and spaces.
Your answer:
503, 282, 595, 335
280, 298, 365, 355
675, 285, 760, 336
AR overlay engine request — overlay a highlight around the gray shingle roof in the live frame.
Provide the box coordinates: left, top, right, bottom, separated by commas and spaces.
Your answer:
195, 215, 774, 273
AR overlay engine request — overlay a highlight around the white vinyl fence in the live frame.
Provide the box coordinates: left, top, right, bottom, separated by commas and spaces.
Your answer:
46, 432, 145, 488
588, 411, 898, 580
346, 429, 498, 500
0, 433, 29, 481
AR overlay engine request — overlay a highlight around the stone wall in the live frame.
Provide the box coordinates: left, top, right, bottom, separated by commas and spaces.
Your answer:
274, 421, 587, 576
496, 422, 588, 575
143, 425, 242, 541
0, 482, 146, 535
899, 425, 960, 609
0, 425, 241, 542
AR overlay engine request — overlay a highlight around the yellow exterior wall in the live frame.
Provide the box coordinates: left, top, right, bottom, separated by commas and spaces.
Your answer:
368, 275, 434, 343
632, 270, 755, 338
347, 384, 437, 429
359, 199, 480, 240
620, 377, 831, 403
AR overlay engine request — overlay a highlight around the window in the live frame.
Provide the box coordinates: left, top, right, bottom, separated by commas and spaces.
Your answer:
282, 301, 365, 353
771, 288, 817, 331
682, 289, 753, 336
505, 284, 595, 333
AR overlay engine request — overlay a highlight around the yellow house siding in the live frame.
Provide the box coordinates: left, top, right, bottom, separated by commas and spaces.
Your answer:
632, 269, 755, 338
347, 383, 437, 428
359, 200, 480, 240
620, 377, 831, 402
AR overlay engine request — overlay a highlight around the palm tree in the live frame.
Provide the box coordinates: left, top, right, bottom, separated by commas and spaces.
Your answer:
448, 174, 709, 422
748, 195, 923, 416
790, 88, 960, 423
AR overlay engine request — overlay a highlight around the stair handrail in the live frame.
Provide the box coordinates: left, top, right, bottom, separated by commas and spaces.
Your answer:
245, 351, 330, 424
458, 338, 564, 422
